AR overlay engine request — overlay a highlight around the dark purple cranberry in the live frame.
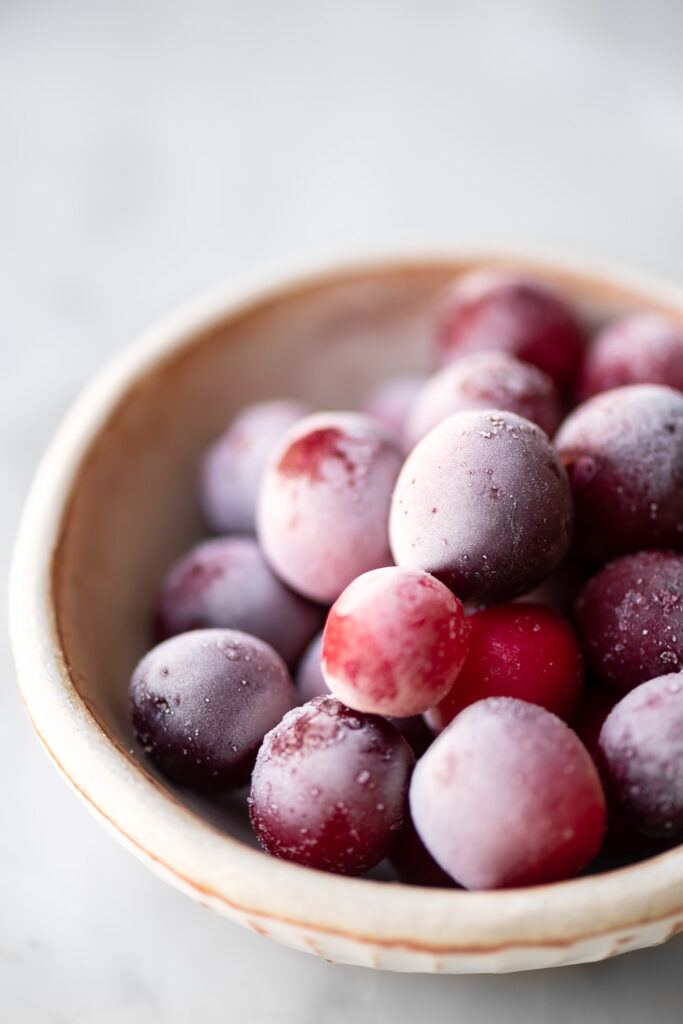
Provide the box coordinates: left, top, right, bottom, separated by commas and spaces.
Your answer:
575, 551, 683, 693
130, 629, 296, 789
555, 384, 683, 564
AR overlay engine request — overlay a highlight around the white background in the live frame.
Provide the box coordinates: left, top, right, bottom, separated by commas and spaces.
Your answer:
2, 1, 683, 1020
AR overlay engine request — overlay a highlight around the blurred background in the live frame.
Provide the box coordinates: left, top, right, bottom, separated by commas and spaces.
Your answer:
2, 1, 683, 1020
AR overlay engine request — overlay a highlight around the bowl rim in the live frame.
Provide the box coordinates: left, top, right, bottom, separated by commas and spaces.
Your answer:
10, 247, 683, 957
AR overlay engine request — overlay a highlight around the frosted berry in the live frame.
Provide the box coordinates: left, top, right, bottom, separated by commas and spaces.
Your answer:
257, 412, 403, 602
407, 351, 561, 448
200, 399, 309, 533
575, 551, 683, 693
155, 536, 324, 664
389, 409, 573, 603
130, 629, 297, 789
322, 567, 470, 717
555, 385, 683, 564
250, 696, 414, 874
598, 674, 683, 839
411, 697, 606, 889
435, 269, 585, 396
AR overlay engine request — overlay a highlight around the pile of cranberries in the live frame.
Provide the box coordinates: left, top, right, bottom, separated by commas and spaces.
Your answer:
129, 267, 683, 890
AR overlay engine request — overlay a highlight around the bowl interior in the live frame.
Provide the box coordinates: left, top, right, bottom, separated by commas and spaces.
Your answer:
51, 257, 683, 847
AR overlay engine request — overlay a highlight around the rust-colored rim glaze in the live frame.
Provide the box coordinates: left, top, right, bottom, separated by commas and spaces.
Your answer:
10, 251, 683, 970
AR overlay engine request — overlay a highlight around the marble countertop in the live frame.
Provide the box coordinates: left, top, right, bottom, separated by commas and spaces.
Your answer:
3, 1, 683, 1019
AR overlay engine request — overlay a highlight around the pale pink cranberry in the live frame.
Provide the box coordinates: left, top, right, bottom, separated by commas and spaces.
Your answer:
257, 412, 404, 602
411, 698, 606, 889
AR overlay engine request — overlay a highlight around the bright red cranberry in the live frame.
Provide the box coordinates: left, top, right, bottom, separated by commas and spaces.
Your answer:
575, 551, 683, 693
425, 604, 583, 732
411, 698, 606, 889
435, 269, 586, 396
257, 412, 403, 602
555, 384, 683, 564
322, 567, 470, 718
389, 409, 573, 604
249, 696, 414, 875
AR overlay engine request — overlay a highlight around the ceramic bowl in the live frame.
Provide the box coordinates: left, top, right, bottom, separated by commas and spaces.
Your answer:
10, 252, 683, 973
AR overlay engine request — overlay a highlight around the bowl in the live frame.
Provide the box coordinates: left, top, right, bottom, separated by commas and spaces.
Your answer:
10, 251, 683, 973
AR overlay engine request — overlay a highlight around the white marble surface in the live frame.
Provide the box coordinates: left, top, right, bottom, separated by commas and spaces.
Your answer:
3, 0, 683, 1019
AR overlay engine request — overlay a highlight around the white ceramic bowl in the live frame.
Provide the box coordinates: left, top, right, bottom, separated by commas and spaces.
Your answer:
10, 252, 683, 973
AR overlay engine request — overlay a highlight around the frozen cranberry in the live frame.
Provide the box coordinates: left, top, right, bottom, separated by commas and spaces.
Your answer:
411, 698, 606, 889
322, 567, 470, 718
406, 351, 561, 448
295, 631, 326, 703
130, 629, 297, 790
257, 412, 403, 602
575, 551, 683, 693
579, 314, 683, 400
435, 269, 586, 396
200, 399, 309, 534
389, 409, 573, 604
363, 374, 425, 448
555, 385, 683, 564
598, 674, 683, 839
154, 537, 325, 665
389, 814, 458, 887
249, 696, 414, 875
425, 604, 583, 732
